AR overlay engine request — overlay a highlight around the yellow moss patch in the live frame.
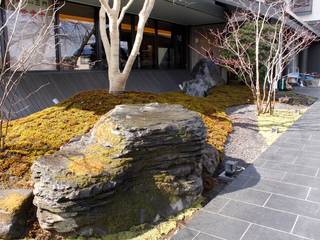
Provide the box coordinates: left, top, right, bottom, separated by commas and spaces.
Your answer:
258, 109, 306, 145
68, 156, 106, 176
1, 84, 252, 188
0, 192, 26, 213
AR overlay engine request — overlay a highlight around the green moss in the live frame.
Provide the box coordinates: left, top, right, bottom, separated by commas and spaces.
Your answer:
1, 84, 252, 188
100, 201, 202, 240
84, 173, 197, 235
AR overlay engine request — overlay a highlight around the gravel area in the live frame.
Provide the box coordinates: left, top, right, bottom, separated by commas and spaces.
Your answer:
224, 104, 267, 165
223, 103, 306, 165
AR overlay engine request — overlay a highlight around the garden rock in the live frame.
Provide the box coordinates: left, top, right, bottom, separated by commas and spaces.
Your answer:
181, 58, 225, 97
0, 189, 33, 239
32, 103, 217, 236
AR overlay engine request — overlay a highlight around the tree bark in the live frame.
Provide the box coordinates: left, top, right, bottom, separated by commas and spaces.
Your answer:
99, 0, 155, 94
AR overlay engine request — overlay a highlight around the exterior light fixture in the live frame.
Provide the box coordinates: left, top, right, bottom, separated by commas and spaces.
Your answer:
224, 160, 238, 177
52, 98, 60, 104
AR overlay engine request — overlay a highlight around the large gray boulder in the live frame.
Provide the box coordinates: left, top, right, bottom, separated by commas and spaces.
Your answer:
181, 58, 225, 97
0, 189, 33, 239
32, 103, 217, 237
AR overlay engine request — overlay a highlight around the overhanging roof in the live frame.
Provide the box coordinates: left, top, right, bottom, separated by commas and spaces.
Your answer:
216, 0, 320, 37
67, 0, 226, 25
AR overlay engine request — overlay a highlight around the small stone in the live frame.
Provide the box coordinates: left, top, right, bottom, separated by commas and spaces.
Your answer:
0, 189, 33, 239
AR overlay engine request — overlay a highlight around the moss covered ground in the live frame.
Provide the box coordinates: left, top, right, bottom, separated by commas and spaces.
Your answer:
0, 191, 27, 213
258, 109, 306, 145
0, 84, 252, 189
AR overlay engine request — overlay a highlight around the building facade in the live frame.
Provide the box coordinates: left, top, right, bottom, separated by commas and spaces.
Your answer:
2, 0, 319, 118
293, 0, 320, 73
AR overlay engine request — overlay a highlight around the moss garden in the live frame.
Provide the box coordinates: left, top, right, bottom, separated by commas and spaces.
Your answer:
0, 84, 252, 189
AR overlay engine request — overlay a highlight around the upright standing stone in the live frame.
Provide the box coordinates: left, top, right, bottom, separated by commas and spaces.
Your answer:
181, 58, 225, 97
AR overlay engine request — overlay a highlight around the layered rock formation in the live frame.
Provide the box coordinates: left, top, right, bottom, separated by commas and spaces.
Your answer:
32, 103, 215, 237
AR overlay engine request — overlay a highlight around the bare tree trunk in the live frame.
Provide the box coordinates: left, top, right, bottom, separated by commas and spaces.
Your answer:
99, 0, 155, 93
109, 72, 127, 93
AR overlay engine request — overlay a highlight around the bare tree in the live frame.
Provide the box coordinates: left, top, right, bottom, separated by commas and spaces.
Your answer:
0, 0, 58, 151
99, 0, 155, 93
195, 0, 316, 114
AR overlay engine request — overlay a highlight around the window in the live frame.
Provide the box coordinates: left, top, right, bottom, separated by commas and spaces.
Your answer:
157, 21, 186, 69
59, 2, 97, 70
157, 21, 173, 69
120, 15, 132, 69
293, 0, 313, 13
137, 18, 155, 69
5, 0, 56, 71
172, 28, 186, 68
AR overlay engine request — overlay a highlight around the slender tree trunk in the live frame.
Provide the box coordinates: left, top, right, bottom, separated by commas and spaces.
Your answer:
108, 72, 127, 93
99, 0, 155, 94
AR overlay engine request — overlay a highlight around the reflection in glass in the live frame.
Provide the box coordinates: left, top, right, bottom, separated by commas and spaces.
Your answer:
6, 0, 56, 70
59, 3, 97, 70
158, 21, 173, 69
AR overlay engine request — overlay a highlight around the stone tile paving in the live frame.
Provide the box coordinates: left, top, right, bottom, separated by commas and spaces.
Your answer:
172, 95, 320, 240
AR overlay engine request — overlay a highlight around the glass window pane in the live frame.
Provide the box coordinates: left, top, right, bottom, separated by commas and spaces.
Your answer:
135, 18, 155, 68
6, 0, 56, 71
59, 2, 97, 70
173, 30, 185, 68
121, 15, 131, 32
120, 15, 131, 69
157, 21, 173, 69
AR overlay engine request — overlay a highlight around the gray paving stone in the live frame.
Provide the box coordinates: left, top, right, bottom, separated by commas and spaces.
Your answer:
245, 178, 309, 199
260, 150, 299, 163
194, 233, 222, 240
302, 140, 320, 148
276, 142, 305, 150
283, 173, 320, 188
187, 211, 249, 240
204, 197, 230, 213
265, 194, 320, 219
242, 224, 305, 240
252, 158, 267, 167
276, 136, 307, 145
294, 157, 320, 168
262, 161, 318, 176
219, 188, 271, 206
311, 134, 320, 141
281, 132, 312, 141
293, 216, 320, 240
303, 144, 320, 154
307, 188, 320, 203
171, 227, 199, 240
220, 200, 297, 232
258, 147, 280, 160
242, 166, 286, 181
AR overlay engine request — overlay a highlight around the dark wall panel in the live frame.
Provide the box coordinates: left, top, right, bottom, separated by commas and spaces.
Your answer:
308, 42, 320, 73
5, 70, 189, 119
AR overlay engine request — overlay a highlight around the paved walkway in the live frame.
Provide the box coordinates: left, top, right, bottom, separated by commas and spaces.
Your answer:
172, 89, 320, 240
